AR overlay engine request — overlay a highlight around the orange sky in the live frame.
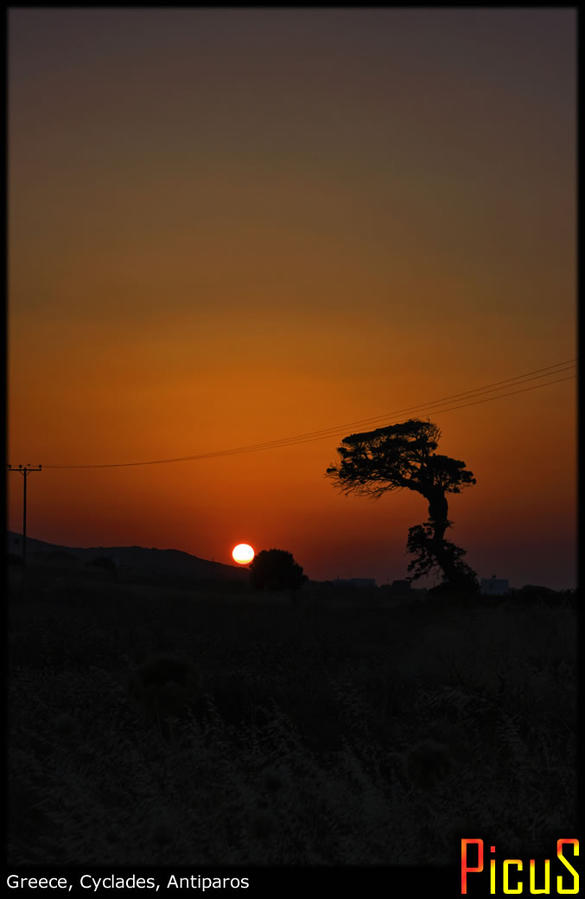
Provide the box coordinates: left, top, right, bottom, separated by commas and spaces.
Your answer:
8, 9, 576, 587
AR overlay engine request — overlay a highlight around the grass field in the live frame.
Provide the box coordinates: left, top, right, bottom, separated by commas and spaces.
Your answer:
7, 565, 577, 865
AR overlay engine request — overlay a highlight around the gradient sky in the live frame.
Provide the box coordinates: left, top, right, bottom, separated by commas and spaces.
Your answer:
8, 9, 576, 588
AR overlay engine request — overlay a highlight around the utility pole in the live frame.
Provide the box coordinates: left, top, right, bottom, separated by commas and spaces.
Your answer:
7, 465, 42, 566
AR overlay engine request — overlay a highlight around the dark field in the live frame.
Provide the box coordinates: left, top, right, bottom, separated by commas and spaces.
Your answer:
7, 566, 577, 866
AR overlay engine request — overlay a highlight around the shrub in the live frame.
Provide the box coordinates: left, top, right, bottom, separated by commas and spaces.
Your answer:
249, 549, 306, 592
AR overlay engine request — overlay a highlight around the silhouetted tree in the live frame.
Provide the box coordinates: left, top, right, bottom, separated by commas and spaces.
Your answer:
326, 419, 477, 588
249, 549, 307, 591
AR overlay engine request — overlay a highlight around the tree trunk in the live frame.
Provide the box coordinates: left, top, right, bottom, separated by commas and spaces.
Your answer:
427, 489, 449, 542
433, 538, 463, 585
425, 489, 460, 584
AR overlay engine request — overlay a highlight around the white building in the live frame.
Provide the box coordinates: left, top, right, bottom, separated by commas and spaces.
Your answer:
480, 575, 510, 596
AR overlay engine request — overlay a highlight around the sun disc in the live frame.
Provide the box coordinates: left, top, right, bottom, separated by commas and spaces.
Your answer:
232, 543, 255, 564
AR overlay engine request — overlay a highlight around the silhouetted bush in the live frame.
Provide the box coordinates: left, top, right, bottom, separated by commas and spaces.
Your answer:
517, 584, 555, 596
249, 549, 307, 591
508, 585, 570, 607
7, 552, 24, 566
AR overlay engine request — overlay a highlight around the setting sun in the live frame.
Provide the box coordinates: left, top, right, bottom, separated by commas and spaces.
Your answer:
232, 543, 255, 565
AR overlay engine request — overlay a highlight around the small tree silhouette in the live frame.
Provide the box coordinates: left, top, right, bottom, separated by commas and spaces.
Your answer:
326, 418, 478, 589
249, 549, 307, 591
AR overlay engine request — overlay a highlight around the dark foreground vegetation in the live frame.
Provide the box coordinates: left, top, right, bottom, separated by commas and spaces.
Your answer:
7, 563, 577, 865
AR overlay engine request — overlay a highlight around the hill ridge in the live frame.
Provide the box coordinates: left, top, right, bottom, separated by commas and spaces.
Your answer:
6, 531, 247, 581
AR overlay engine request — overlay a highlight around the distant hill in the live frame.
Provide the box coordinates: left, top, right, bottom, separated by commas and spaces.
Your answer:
6, 532, 248, 583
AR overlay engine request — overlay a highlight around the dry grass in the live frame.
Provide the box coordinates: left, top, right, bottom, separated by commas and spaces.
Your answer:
7, 569, 577, 865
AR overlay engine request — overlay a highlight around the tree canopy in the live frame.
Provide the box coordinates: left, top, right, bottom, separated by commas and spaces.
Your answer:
326, 419, 475, 500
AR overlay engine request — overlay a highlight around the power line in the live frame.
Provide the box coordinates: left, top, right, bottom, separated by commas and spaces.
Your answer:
41, 358, 576, 470
401, 374, 575, 420
44, 363, 576, 469
204, 361, 577, 454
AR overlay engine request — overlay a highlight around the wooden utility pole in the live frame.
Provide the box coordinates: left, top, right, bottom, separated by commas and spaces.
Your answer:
7, 465, 42, 566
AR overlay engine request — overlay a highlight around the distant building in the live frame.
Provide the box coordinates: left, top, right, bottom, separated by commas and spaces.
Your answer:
334, 577, 377, 589
480, 575, 509, 596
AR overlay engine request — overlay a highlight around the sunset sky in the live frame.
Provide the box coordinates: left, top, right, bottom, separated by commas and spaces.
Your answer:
8, 9, 576, 588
